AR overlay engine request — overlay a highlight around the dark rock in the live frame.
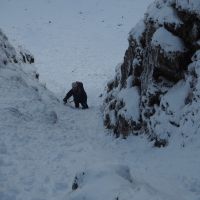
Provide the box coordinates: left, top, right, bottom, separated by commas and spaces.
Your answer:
35, 73, 39, 79
72, 182, 78, 191
154, 138, 168, 148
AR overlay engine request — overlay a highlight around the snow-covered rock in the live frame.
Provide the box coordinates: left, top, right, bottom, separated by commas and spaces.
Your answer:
103, 0, 200, 145
146, 0, 183, 27
68, 164, 178, 200
0, 29, 59, 130
0, 29, 34, 66
175, 0, 200, 18
0, 29, 18, 66
151, 27, 186, 53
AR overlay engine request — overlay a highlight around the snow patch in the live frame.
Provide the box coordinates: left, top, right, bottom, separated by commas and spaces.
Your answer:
129, 20, 146, 43
117, 87, 140, 121
151, 27, 186, 53
161, 80, 190, 113
146, 0, 183, 27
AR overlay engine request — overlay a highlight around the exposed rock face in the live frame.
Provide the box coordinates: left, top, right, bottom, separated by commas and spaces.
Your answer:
103, 0, 200, 144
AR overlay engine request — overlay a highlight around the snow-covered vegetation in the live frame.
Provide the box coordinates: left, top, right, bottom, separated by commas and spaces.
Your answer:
0, 0, 200, 200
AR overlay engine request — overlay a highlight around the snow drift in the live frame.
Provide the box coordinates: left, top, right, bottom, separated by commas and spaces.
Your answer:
103, 0, 200, 146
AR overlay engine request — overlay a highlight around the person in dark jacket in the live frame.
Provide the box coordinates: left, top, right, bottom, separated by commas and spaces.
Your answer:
63, 81, 89, 109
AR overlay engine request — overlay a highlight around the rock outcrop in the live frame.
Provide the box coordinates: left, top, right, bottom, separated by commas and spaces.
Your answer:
103, 0, 200, 145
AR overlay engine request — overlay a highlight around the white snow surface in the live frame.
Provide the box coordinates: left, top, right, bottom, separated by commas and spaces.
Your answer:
151, 27, 186, 53
118, 87, 140, 121
129, 20, 146, 43
0, 0, 200, 200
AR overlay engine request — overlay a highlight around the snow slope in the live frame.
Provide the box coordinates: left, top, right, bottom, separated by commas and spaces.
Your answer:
0, 0, 200, 200
0, 0, 153, 100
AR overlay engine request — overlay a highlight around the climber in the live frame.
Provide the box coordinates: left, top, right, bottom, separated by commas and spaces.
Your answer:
63, 81, 89, 109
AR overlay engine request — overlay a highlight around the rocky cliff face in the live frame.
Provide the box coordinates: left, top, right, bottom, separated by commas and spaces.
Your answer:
103, 0, 200, 145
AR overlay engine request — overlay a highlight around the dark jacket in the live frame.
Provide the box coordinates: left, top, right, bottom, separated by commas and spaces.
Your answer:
63, 82, 87, 104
